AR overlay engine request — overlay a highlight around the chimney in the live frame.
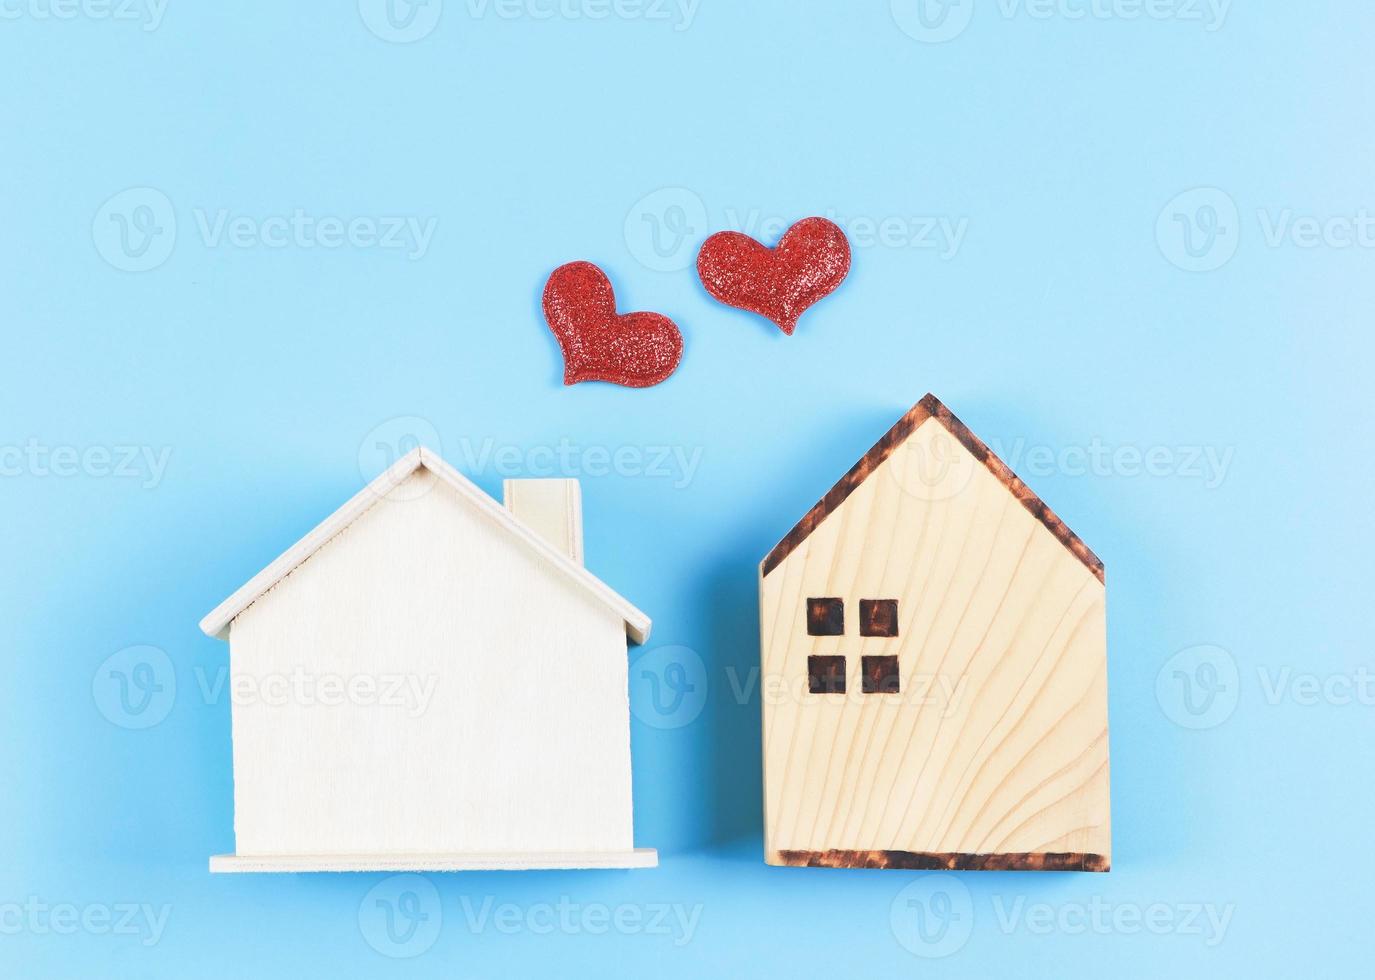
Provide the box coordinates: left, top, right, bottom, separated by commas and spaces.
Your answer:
503, 478, 584, 566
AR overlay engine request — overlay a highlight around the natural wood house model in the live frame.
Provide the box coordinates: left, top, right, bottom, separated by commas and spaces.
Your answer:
759, 394, 1111, 871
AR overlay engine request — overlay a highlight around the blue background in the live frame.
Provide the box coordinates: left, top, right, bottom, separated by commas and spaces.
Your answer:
2, 1, 1371, 975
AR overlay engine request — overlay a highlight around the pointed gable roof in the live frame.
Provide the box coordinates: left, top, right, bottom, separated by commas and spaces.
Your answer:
199, 447, 651, 644
760, 393, 1105, 582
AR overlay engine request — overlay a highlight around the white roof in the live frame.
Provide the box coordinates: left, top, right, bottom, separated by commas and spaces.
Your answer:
199, 447, 651, 645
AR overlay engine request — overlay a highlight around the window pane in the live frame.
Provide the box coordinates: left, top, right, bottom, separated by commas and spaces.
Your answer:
808, 655, 846, 694
806, 597, 844, 636
861, 655, 900, 694
859, 599, 899, 637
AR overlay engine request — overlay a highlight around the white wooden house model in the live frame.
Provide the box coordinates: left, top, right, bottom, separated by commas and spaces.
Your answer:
199, 448, 655, 872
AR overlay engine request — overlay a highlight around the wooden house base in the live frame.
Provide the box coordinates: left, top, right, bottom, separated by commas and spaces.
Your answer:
209, 848, 659, 873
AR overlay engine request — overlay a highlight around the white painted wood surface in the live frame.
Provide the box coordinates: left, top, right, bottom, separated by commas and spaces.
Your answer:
760, 417, 1110, 866
503, 478, 584, 565
202, 454, 654, 872
200, 448, 648, 645
210, 849, 658, 873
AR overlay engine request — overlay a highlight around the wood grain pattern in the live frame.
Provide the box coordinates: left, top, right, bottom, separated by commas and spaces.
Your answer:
759, 397, 1110, 871
761, 394, 1104, 584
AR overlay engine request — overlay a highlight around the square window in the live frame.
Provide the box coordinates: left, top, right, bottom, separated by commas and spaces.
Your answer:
808, 655, 846, 694
861, 655, 901, 694
859, 599, 899, 637
806, 597, 845, 636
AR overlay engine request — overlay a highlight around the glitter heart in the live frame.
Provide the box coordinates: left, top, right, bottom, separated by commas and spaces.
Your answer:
542, 261, 684, 388
696, 217, 851, 334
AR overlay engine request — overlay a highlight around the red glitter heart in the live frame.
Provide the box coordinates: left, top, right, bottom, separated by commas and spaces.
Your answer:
696, 217, 851, 334
542, 261, 684, 388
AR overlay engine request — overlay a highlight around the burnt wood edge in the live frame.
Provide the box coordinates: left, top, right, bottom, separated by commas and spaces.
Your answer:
769, 849, 1110, 872
759, 393, 1105, 584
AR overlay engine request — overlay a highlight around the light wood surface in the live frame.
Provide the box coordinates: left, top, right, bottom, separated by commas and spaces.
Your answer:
760, 399, 1110, 870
